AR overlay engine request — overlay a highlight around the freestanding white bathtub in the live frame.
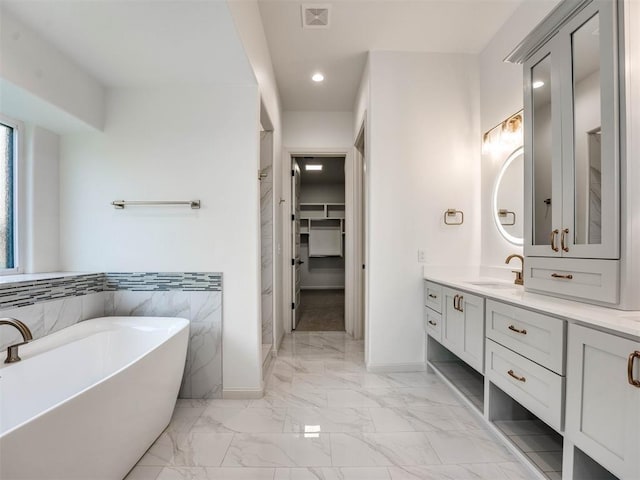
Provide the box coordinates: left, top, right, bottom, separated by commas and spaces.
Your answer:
0, 316, 189, 480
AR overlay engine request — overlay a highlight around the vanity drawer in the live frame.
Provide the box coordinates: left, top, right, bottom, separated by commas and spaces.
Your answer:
486, 300, 566, 375
424, 281, 443, 313
525, 257, 619, 305
486, 339, 565, 432
424, 309, 442, 342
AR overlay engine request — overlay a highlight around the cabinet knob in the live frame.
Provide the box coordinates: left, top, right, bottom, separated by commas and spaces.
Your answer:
628, 351, 640, 388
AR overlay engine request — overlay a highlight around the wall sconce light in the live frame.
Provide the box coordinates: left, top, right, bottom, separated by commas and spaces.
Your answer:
482, 111, 523, 155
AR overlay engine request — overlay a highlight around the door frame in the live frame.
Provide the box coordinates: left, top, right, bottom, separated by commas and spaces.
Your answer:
282, 147, 360, 335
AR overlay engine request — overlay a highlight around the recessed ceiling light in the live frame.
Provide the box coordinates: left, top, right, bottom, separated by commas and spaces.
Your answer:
311, 72, 324, 82
305, 164, 323, 171
533, 80, 545, 89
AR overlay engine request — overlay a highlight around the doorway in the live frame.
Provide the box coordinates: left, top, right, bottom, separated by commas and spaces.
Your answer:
291, 156, 346, 332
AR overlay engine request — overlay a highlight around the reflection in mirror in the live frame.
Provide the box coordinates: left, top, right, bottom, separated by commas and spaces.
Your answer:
572, 13, 601, 245
493, 146, 524, 245
532, 55, 552, 246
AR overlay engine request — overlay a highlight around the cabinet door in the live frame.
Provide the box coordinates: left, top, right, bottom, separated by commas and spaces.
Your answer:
441, 287, 464, 355
441, 288, 485, 374
559, 1, 619, 260
458, 292, 485, 374
524, 39, 564, 258
566, 324, 640, 479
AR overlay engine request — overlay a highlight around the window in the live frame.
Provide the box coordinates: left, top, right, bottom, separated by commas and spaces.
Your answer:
0, 117, 18, 272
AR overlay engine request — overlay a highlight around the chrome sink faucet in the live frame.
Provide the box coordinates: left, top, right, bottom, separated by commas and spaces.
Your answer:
0, 317, 33, 363
506, 254, 524, 286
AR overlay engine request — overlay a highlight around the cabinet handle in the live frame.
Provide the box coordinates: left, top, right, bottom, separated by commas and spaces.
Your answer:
428, 320, 437, 326
551, 273, 574, 280
453, 295, 459, 311
507, 369, 526, 382
550, 229, 559, 252
561, 228, 569, 252
458, 296, 464, 312
508, 325, 527, 335
428, 294, 438, 299
628, 351, 640, 388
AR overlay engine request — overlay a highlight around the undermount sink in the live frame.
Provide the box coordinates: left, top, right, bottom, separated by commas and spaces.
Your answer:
466, 281, 516, 289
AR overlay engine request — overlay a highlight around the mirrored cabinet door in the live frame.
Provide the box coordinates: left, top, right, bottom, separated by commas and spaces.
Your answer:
524, 0, 619, 260
524, 42, 563, 257
560, 0, 619, 259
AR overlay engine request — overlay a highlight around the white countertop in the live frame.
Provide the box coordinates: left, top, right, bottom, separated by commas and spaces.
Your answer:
423, 266, 640, 340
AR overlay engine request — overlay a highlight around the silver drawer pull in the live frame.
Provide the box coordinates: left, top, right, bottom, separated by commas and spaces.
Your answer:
507, 369, 526, 382
428, 294, 438, 299
508, 325, 527, 335
428, 320, 437, 326
551, 273, 573, 280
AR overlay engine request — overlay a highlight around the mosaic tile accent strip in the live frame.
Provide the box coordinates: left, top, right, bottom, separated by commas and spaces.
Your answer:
0, 273, 104, 310
103, 272, 222, 292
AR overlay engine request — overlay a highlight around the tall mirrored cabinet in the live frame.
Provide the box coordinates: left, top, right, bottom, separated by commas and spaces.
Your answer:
508, 0, 624, 306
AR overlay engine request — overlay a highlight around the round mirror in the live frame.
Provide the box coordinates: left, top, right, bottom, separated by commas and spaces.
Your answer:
493, 146, 524, 245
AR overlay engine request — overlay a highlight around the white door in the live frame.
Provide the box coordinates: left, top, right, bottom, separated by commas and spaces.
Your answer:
291, 160, 302, 330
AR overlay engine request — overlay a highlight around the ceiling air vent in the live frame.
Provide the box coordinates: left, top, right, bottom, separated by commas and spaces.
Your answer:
302, 4, 331, 29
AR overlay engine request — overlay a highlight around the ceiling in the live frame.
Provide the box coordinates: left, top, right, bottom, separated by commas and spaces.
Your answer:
296, 156, 345, 184
258, 0, 526, 111
2, 0, 535, 113
0, 0, 254, 87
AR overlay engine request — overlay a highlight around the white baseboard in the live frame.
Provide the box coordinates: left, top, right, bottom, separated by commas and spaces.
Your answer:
366, 362, 426, 373
222, 386, 264, 399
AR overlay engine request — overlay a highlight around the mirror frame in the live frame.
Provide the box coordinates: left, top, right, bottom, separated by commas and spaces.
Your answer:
492, 146, 524, 246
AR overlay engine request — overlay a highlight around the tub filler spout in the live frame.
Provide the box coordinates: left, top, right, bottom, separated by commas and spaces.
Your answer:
0, 317, 33, 363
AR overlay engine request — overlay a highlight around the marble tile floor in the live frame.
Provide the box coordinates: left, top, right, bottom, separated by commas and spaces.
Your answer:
127, 332, 537, 480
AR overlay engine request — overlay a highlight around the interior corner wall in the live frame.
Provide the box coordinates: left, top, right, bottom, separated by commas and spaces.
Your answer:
228, 0, 285, 350
366, 51, 481, 369
24, 125, 60, 273
59, 84, 263, 394
479, 0, 561, 268
0, 8, 105, 131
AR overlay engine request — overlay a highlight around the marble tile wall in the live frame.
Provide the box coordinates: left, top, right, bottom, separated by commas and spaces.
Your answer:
260, 164, 274, 349
105, 290, 222, 399
0, 272, 223, 399
0, 292, 105, 350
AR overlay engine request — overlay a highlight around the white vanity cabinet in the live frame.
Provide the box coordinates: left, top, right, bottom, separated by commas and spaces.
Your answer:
441, 287, 485, 374
485, 301, 567, 432
511, 0, 622, 305
565, 323, 640, 479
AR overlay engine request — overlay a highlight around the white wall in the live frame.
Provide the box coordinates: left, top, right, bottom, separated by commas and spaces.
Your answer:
364, 51, 481, 369
0, 9, 105, 131
479, 0, 560, 268
300, 184, 345, 204
283, 111, 354, 148
59, 85, 263, 394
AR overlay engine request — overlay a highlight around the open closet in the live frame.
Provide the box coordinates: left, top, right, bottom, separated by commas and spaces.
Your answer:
292, 156, 346, 331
